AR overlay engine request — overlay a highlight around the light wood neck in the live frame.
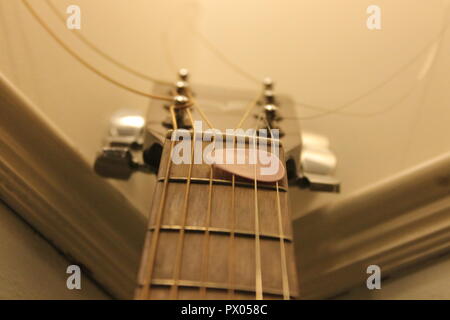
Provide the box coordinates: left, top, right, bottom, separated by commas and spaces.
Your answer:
135, 132, 299, 299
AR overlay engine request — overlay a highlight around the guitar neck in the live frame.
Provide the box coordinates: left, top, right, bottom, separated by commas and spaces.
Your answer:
135, 132, 299, 299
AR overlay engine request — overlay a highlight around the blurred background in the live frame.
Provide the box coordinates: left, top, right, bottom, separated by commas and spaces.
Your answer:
0, 0, 449, 299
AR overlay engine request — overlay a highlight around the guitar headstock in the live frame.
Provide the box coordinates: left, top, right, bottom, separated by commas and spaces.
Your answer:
94, 69, 339, 192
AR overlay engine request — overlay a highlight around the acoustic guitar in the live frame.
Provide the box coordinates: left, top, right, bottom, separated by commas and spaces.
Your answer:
95, 69, 338, 300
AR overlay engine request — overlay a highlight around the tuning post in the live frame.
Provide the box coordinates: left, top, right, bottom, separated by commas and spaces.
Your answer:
178, 68, 189, 81
94, 110, 152, 179
257, 80, 284, 137
163, 93, 192, 129
263, 77, 274, 90
162, 70, 193, 129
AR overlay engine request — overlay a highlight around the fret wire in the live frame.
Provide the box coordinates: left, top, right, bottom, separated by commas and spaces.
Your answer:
146, 224, 293, 242
137, 111, 177, 299
156, 176, 288, 192
170, 108, 196, 299
264, 117, 291, 300
253, 116, 264, 300
145, 279, 296, 298
199, 153, 214, 298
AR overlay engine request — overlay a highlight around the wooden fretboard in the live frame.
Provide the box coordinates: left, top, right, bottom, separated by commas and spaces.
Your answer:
135, 133, 299, 299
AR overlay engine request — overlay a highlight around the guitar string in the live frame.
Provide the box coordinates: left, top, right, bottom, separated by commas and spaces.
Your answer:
138, 105, 178, 299
168, 87, 214, 131
283, 82, 417, 120
228, 99, 260, 297
42, 0, 218, 130
236, 95, 262, 129
188, 92, 215, 129
252, 114, 264, 300
263, 117, 291, 300
227, 169, 236, 298
22, 0, 174, 102
34, 0, 450, 120
199, 137, 215, 298
169, 107, 196, 299
44, 0, 172, 86
45, 0, 246, 128
35, 0, 364, 128
186, 16, 450, 118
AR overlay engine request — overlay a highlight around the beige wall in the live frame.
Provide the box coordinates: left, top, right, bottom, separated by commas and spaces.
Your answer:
0, 201, 108, 299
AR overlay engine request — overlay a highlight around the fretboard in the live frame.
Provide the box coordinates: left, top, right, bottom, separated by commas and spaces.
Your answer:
135, 133, 299, 299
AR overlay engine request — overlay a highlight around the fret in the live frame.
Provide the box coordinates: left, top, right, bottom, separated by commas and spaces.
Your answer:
140, 278, 297, 298
146, 225, 293, 242
156, 176, 288, 192
135, 132, 299, 300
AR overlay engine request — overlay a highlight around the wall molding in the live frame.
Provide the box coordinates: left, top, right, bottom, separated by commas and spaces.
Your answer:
294, 152, 450, 299
0, 73, 146, 299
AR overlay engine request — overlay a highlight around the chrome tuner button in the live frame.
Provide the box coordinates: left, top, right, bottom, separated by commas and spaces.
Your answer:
297, 132, 340, 193
175, 81, 189, 95
264, 90, 276, 105
173, 94, 190, 107
94, 147, 135, 180
178, 68, 189, 81
94, 109, 151, 180
108, 110, 145, 148
162, 95, 192, 129
263, 77, 274, 90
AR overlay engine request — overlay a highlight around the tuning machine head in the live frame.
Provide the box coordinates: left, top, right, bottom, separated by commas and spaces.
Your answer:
94, 110, 152, 179
263, 77, 274, 90
284, 131, 340, 192
257, 78, 284, 136
178, 68, 189, 81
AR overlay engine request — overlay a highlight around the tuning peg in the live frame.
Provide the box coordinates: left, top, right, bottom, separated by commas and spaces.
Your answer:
175, 81, 189, 96
94, 147, 136, 180
178, 68, 189, 81
285, 131, 340, 192
94, 110, 153, 180
257, 79, 284, 136
263, 77, 274, 90
162, 94, 192, 129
